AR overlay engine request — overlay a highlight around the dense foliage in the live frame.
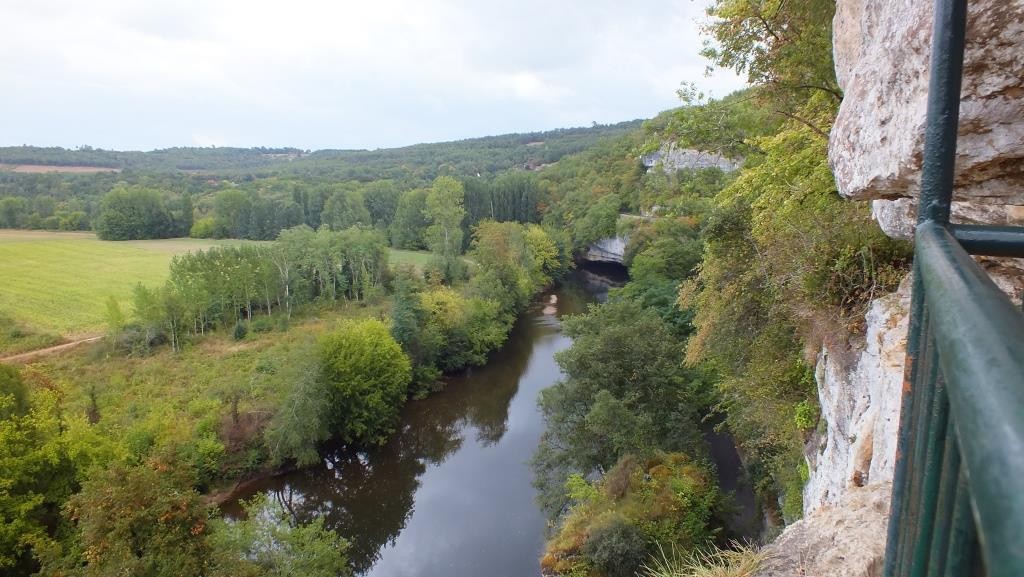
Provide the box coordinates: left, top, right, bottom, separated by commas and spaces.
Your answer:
541, 454, 721, 577
391, 220, 562, 394
94, 185, 193, 240
120, 225, 388, 353
526, 5, 914, 572
534, 302, 708, 504
318, 319, 412, 445
0, 122, 636, 239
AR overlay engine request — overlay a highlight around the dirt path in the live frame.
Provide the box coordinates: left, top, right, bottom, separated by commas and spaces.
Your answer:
1, 336, 103, 364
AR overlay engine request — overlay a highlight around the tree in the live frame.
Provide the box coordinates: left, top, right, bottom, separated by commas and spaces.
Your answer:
263, 339, 332, 466
361, 180, 402, 230
701, 0, 840, 130
177, 193, 194, 237
0, 370, 74, 575
572, 193, 620, 249
390, 189, 429, 250
49, 463, 212, 577
0, 197, 28, 228
319, 319, 411, 444
209, 494, 351, 577
94, 185, 175, 240
536, 301, 706, 484
213, 189, 252, 239
424, 176, 466, 280
322, 190, 371, 231
104, 296, 126, 348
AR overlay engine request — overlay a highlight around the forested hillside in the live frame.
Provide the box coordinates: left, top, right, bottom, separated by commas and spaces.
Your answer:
0, 122, 638, 173
0, 122, 638, 239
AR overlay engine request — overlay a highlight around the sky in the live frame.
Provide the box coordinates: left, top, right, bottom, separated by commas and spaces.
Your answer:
0, 0, 746, 151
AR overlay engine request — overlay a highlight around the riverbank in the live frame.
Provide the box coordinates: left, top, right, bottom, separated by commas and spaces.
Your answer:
221, 281, 593, 576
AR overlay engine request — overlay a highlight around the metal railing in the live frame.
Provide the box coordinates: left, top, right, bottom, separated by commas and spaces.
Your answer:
883, 1, 1024, 576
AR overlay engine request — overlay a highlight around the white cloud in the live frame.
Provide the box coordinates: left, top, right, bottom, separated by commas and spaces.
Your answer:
494, 72, 573, 103
0, 0, 747, 150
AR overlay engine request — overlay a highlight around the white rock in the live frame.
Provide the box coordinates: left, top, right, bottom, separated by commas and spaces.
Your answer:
812, 0, 1024, 518
642, 143, 738, 173
756, 482, 891, 577
804, 279, 910, 513
831, 0, 1024, 215
582, 236, 627, 264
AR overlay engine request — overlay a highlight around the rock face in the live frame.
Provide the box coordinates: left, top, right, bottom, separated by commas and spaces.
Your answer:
804, 279, 910, 513
756, 482, 891, 577
581, 236, 626, 264
641, 143, 738, 173
830, 0, 1024, 232
805, 0, 1024, 517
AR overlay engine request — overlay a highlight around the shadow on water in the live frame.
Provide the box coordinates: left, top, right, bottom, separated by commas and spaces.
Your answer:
702, 418, 763, 541
221, 278, 593, 577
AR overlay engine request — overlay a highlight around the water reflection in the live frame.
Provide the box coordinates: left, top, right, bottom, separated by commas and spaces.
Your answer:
222, 281, 591, 576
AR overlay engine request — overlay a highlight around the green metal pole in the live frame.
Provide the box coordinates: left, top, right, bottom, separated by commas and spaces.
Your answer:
916, 0, 967, 225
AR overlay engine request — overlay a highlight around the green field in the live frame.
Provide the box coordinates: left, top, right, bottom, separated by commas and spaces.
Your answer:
388, 248, 435, 269
0, 230, 254, 337
0, 230, 437, 341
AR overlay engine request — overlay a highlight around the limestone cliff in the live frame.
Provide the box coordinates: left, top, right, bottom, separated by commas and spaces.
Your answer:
808, 0, 1024, 516
641, 143, 738, 173
582, 236, 627, 264
782, 1, 1024, 572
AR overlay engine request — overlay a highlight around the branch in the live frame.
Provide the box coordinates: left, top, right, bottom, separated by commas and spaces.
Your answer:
797, 84, 844, 102
755, 13, 782, 42
771, 109, 831, 139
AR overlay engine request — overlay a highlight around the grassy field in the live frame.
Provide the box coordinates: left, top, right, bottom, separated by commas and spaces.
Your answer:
0, 230, 436, 342
388, 248, 435, 269
0, 230, 254, 337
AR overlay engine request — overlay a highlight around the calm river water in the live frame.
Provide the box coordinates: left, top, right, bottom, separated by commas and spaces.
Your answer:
222, 275, 601, 577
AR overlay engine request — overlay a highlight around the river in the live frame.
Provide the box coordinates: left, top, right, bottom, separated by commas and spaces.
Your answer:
221, 274, 598, 577
221, 267, 759, 575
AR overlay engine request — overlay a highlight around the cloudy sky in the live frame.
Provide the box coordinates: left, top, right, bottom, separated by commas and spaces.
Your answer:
0, 0, 745, 151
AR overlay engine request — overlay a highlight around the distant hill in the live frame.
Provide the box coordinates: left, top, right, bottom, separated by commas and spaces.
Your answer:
0, 121, 643, 178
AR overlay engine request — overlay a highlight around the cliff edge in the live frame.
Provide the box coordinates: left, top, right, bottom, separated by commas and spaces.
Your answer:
762, 1, 1024, 574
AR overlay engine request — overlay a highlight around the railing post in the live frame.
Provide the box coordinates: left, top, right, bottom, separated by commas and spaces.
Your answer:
917, 0, 968, 226
884, 0, 968, 576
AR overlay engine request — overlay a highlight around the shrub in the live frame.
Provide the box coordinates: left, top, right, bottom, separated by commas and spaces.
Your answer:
232, 322, 248, 341
319, 319, 412, 444
793, 400, 818, 432
541, 453, 720, 577
187, 434, 226, 489
250, 317, 273, 333
583, 518, 650, 577
46, 463, 211, 576
115, 324, 165, 356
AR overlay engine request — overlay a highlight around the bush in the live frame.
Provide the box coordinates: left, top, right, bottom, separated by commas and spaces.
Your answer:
232, 322, 248, 341
319, 319, 412, 444
46, 463, 211, 576
793, 400, 818, 432
189, 216, 220, 239
250, 317, 274, 333
116, 324, 166, 356
541, 453, 720, 577
186, 434, 227, 489
583, 518, 649, 577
